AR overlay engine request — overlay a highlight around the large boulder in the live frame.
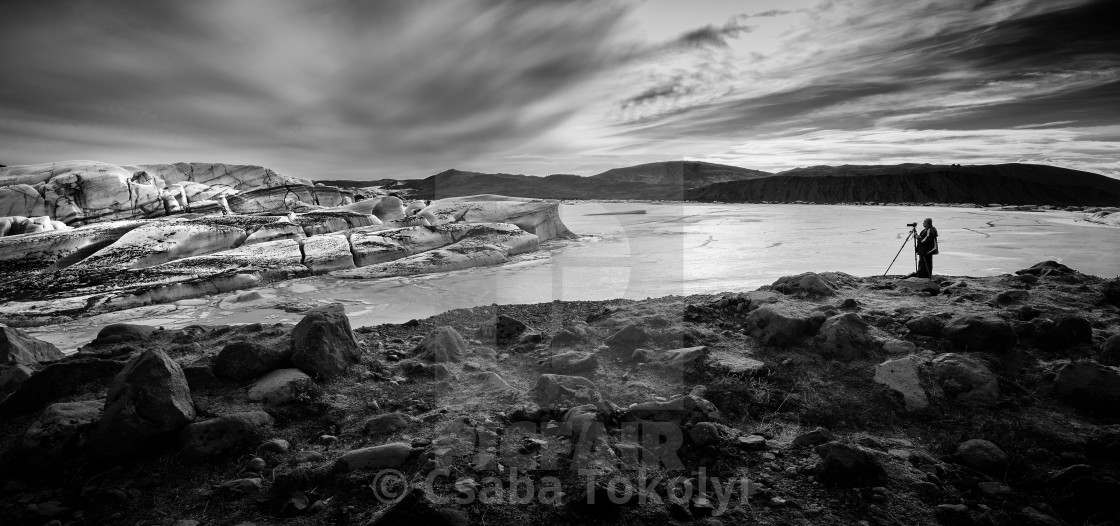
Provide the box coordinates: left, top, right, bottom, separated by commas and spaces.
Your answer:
943, 315, 1018, 353
954, 439, 1008, 474
413, 326, 467, 363
179, 411, 275, 460
290, 304, 360, 379
0, 327, 64, 366
89, 323, 156, 346
743, 305, 816, 347
622, 394, 721, 425
604, 324, 649, 351
90, 349, 196, 459
814, 313, 879, 361
18, 401, 104, 464
475, 315, 529, 346
905, 315, 944, 337
213, 341, 291, 383
0, 358, 122, 417
931, 353, 999, 405
771, 273, 837, 296
873, 356, 929, 411
333, 442, 414, 472
814, 442, 884, 486
1054, 361, 1120, 415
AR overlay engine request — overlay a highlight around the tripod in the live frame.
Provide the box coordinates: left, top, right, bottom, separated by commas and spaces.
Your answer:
883, 227, 918, 276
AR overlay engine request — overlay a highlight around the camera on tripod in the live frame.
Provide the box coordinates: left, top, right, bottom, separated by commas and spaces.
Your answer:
906, 222, 917, 228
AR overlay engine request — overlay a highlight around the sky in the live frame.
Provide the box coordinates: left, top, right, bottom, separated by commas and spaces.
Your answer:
1, 0, 1118, 180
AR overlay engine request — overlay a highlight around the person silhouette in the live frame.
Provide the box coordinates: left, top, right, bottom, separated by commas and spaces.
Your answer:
915, 218, 938, 278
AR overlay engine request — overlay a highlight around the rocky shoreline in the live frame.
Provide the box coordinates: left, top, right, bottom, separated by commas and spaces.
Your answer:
1, 262, 1119, 525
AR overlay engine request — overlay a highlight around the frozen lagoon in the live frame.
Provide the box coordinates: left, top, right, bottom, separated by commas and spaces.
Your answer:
29, 202, 1120, 351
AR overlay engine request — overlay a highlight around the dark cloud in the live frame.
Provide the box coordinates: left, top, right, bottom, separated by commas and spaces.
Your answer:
674, 22, 753, 49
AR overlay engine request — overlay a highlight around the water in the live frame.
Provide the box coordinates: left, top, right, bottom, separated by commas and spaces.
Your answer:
27, 203, 1120, 352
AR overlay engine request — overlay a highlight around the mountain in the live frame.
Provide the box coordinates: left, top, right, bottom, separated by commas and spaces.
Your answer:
683, 163, 1120, 206
388, 161, 772, 200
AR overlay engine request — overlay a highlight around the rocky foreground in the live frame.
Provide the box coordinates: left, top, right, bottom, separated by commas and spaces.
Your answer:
1, 262, 1119, 526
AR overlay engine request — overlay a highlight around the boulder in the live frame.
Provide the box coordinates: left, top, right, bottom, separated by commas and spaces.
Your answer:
814, 313, 879, 361
90, 323, 156, 346
413, 326, 467, 363
545, 351, 598, 373
1016, 261, 1078, 277
814, 442, 883, 486
182, 364, 221, 391
943, 315, 1018, 353
905, 315, 944, 337
955, 439, 1008, 474
1101, 335, 1120, 366
475, 315, 529, 346
1035, 316, 1093, 351
689, 422, 721, 447
931, 353, 999, 405
334, 442, 414, 472
247, 368, 313, 405
364, 412, 420, 436
529, 374, 602, 407
604, 324, 649, 351
895, 278, 940, 295
660, 346, 710, 371
475, 371, 514, 391
19, 401, 104, 460
179, 411, 275, 460
0, 364, 33, 392
622, 394, 720, 425
792, 428, 836, 448
0, 358, 122, 417
290, 304, 360, 379
743, 305, 815, 347
0, 327, 65, 366
1054, 361, 1120, 415
771, 273, 836, 296
993, 290, 1029, 307
873, 356, 929, 411
213, 340, 291, 383
90, 349, 196, 459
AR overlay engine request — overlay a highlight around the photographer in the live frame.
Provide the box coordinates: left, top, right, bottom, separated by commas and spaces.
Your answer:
915, 218, 938, 278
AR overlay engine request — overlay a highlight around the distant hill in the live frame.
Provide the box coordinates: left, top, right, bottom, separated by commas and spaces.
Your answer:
684, 163, 1120, 206
392, 161, 772, 200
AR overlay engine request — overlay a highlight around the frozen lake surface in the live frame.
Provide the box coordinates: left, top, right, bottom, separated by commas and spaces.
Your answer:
30, 203, 1120, 351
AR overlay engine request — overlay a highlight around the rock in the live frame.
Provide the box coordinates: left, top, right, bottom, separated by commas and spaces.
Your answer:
896, 278, 940, 295
935, 504, 971, 524
413, 326, 467, 363
1054, 361, 1120, 415
529, 374, 602, 407
0, 358, 122, 417
179, 411, 275, 460
19, 400, 104, 460
814, 442, 883, 486
660, 346, 709, 371
91, 349, 196, 459
905, 315, 944, 337
260, 438, 291, 454
247, 368, 313, 405
182, 364, 221, 391
0, 327, 65, 366
475, 315, 529, 346
0, 364, 33, 392
213, 341, 291, 383
216, 477, 262, 494
743, 305, 815, 347
792, 428, 836, 448
364, 412, 420, 436
814, 313, 879, 361
290, 304, 360, 379
1016, 260, 1078, 277
994, 290, 1030, 307
737, 435, 767, 451
476, 371, 514, 391
1102, 278, 1120, 307
333, 442, 413, 472
1101, 335, 1120, 366
943, 315, 1018, 353
873, 356, 929, 411
292, 451, 324, 464
689, 422, 721, 446
771, 273, 836, 296
90, 324, 155, 346
1035, 316, 1093, 351
882, 340, 917, 354
623, 394, 720, 425
546, 351, 598, 373
955, 439, 1008, 474
369, 487, 470, 526
931, 353, 999, 405
977, 481, 1011, 496
605, 324, 649, 351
